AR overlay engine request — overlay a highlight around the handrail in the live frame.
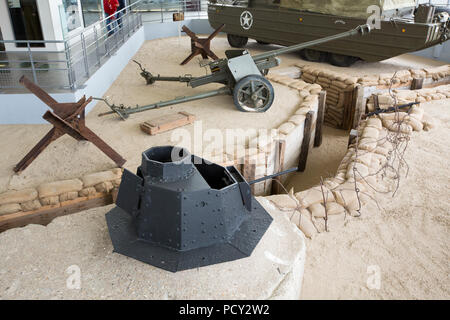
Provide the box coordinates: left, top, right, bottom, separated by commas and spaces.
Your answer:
0, 0, 208, 91
65, 0, 145, 42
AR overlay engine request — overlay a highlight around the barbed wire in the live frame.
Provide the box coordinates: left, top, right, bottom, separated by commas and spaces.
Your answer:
268, 71, 415, 233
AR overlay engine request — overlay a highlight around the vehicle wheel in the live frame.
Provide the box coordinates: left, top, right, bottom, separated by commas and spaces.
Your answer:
233, 75, 274, 112
256, 40, 269, 45
227, 34, 248, 48
300, 49, 326, 62
328, 53, 359, 67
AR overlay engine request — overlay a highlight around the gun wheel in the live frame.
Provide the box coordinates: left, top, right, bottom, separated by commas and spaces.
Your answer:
233, 75, 274, 113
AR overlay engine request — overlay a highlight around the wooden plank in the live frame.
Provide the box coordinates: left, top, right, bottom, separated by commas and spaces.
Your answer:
341, 90, 354, 130
173, 12, 184, 21
140, 111, 195, 135
243, 158, 256, 194
297, 111, 314, 172
314, 91, 326, 147
372, 94, 380, 110
411, 77, 424, 90
0, 193, 113, 233
271, 139, 286, 194
351, 85, 365, 129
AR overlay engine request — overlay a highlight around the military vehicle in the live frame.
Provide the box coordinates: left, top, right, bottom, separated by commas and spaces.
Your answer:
208, 0, 450, 66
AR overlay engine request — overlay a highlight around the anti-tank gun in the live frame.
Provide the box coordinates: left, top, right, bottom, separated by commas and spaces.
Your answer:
97, 24, 371, 120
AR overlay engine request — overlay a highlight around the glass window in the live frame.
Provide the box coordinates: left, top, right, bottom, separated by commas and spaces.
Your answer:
62, 0, 82, 33
7, 0, 44, 47
80, 0, 104, 27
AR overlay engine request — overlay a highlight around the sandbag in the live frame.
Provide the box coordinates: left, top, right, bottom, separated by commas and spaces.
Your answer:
20, 199, 42, 212
59, 191, 79, 202
267, 194, 299, 209
278, 122, 296, 135
0, 188, 38, 206
38, 179, 83, 198
289, 114, 306, 126
295, 186, 334, 207
81, 169, 122, 187
95, 181, 114, 193
0, 203, 22, 215
40, 196, 60, 206
79, 187, 97, 197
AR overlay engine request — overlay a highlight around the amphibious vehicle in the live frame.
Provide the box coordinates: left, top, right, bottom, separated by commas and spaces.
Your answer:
208, 0, 450, 66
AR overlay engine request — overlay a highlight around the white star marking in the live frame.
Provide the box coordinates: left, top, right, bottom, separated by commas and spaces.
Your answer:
240, 11, 253, 30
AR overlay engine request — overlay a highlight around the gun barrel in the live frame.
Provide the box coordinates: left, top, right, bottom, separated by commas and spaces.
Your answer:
98, 87, 231, 118
253, 24, 371, 61
153, 75, 193, 83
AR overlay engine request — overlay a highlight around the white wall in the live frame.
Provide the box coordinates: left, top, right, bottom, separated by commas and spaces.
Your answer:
0, 0, 15, 49
412, 41, 450, 63
0, 0, 64, 52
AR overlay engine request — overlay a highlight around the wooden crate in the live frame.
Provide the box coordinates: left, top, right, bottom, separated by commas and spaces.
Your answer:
173, 12, 184, 21
140, 111, 195, 135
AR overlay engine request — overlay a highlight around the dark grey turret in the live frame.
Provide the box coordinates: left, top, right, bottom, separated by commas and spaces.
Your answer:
106, 146, 272, 272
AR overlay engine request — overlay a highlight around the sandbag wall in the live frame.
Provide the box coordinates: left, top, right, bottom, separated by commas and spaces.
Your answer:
299, 65, 358, 128
264, 104, 432, 238
367, 84, 450, 111
0, 169, 122, 230
297, 64, 450, 129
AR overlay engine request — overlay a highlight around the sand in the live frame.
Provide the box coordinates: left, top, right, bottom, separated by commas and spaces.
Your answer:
0, 36, 302, 193
0, 36, 448, 299
288, 99, 450, 299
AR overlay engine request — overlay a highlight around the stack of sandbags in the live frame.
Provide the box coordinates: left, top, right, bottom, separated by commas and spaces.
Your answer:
297, 65, 359, 128
423, 65, 450, 81
0, 188, 39, 216
366, 94, 396, 111
378, 73, 395, 86
267, 73, 322, 96
38, 179, 84, 206
359, 70, 412, 87
415, 84, 450, 102
262, 107, 436, 238
0, 168, 124, 217
358, 74, 379, 87
299, 65, 320, 84
410, 68, 427, 79
366, 84, 450, 111
377, 105, 425, 133
269, 66, 302, 79
367, 90, 418, 111
392, 70, 413, 84
80, 168, 122, 196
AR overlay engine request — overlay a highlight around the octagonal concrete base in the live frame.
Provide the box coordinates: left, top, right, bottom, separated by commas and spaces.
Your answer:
0, 198, 306, 299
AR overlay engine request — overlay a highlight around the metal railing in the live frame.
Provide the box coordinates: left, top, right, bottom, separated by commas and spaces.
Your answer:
0, 0, 208, 92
